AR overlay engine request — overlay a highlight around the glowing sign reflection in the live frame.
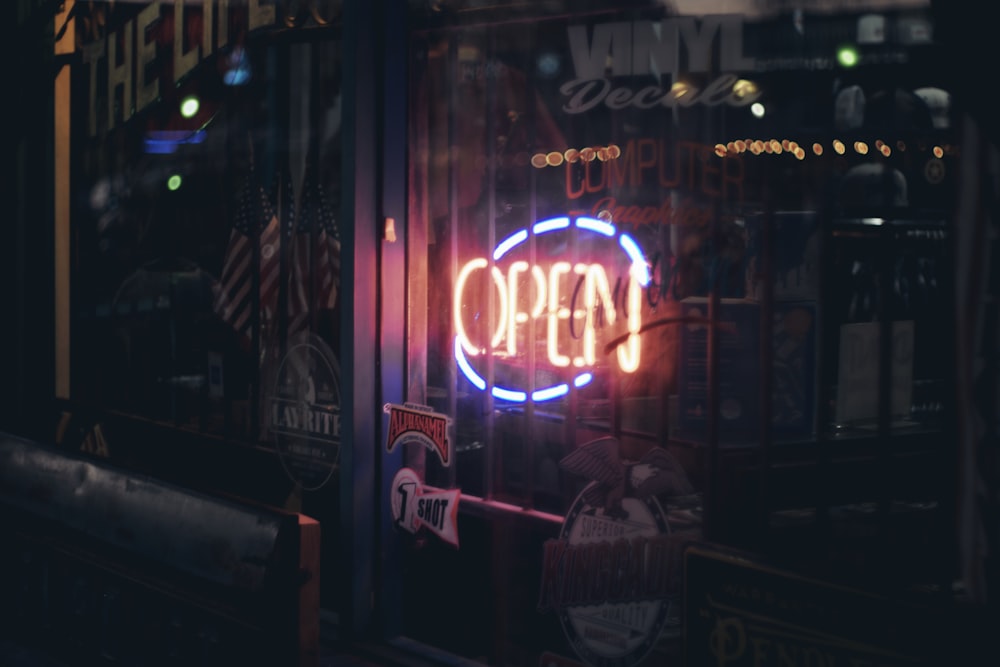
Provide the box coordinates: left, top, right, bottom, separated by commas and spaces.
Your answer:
454, 216, 650, 403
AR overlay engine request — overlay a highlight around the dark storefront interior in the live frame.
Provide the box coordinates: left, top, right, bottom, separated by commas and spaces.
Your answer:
5, 1, 1000, 666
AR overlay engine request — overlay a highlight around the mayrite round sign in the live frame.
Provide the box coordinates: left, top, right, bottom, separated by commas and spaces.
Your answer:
271, 335, 341, 491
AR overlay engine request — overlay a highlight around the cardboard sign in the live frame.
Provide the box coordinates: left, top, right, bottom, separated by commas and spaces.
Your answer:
684, 543, 943, 666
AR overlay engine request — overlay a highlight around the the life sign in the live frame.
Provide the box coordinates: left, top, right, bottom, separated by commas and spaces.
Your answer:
453, 216, 649, 404
76, 0, 337, 137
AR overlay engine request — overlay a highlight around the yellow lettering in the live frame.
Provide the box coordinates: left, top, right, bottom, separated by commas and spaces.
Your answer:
135, 3, 160, 113
108, 21, 134, 128
217, 0, 229, 47
202, 0, 215, 55
174, 0, 200, 83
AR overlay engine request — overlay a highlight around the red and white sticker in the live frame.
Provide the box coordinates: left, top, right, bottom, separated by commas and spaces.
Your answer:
391, 467, 461, 548
384, 403, 452, 466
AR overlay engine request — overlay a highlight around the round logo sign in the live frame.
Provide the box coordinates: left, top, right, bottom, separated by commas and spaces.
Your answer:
539, 439, 690, 667
270, 334, 341, 490
554, 489, 672, 667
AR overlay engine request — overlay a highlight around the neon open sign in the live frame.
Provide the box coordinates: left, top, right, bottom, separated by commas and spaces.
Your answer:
453, 216, 650, 403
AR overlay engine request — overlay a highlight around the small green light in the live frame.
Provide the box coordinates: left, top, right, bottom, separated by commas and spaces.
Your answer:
167, 174, 182, 191
837, 45, 860, 68
180, 95, 200, 118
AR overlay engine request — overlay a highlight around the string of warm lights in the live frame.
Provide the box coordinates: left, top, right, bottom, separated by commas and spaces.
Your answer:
530, 145, 623, 168
713, 139, 955, 160
528, 138, 953, 170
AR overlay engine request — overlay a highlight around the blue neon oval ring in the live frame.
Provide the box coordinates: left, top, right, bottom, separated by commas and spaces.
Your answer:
457, 216, 648, 403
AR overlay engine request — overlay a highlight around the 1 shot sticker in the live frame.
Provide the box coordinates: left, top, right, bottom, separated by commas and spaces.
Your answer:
391, 467, 461, 548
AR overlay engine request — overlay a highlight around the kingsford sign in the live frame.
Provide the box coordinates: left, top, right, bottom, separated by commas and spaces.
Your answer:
560, 15, 760, 113
453, 216, 649, 403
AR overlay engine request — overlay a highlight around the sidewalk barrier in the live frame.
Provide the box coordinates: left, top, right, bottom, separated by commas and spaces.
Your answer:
0, 432, 320, 667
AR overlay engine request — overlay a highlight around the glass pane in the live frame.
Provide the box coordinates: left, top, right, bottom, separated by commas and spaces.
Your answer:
70, 3, 344, 450
404, 1, 954, 664
405, 5, 710, 665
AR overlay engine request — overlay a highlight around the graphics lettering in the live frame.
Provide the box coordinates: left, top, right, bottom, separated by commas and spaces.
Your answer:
391, 468, 461, 548
539, 438, 693, 667
271, 334, 341, 490
384, 402, 452, 466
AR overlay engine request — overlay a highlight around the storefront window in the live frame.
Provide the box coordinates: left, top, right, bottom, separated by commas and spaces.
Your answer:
66, 2, 348, 607
403, 1, 954, 665
70, 2, 344, 451
54, 1, 961, 664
